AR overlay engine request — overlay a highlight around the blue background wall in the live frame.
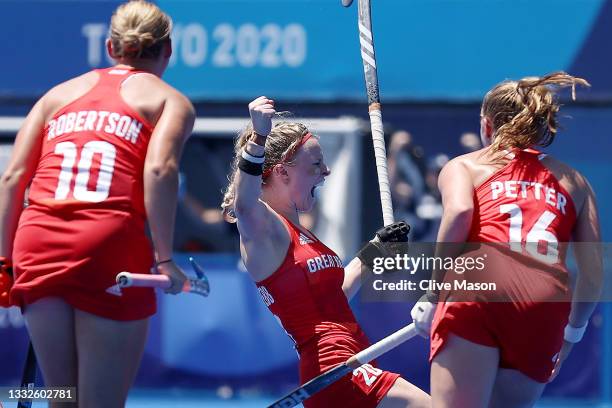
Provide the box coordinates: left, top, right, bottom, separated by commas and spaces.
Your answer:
2, 0, 612, 101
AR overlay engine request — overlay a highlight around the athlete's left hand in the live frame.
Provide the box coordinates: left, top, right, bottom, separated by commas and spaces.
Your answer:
156, 261, 188, 295
374, 221, 410, 243
549, 340, 573, 382
357, 221, 410, 269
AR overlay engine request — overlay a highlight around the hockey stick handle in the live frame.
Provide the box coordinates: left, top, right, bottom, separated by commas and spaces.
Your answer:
116, 272, 171, 289
368, 104, 394, 226
347, 322, 417, 368
357, 0, 394, 226
116, 257, 210, 297
266, 323, 417, 408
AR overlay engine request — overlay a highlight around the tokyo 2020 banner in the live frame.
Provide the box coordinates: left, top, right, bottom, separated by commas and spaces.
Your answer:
3, 0, 612, 101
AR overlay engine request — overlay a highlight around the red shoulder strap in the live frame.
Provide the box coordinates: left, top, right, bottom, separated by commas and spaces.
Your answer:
277, 213, 302, 241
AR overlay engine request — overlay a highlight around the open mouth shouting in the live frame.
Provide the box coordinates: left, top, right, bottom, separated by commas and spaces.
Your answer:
311, 179, 325, 198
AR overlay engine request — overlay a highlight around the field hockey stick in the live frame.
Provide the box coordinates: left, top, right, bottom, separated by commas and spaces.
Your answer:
16, 342, 36, 408
346, 0, 394, 226
267, 323, 417, 408
116, 257, 210, 297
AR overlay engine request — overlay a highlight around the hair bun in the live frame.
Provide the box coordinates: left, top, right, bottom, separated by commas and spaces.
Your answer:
121, 29, 141, 54
109, 0, 172, 60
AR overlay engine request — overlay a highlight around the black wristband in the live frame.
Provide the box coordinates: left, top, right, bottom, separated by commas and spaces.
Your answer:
238, 156, 264, 176
356, 241, 381, 268
156, 259, 173, 266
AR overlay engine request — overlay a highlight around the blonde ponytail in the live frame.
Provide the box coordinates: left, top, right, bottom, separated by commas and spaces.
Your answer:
482, 71, 590, 154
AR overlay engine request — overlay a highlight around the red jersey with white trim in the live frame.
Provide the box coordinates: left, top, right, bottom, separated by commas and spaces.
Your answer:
256, 216, 360, 348
10, 68, 157, 321
27, 67, 153, 216
430, 150, 579, 382
256, 216, 401, 407
469, 149, 577, 262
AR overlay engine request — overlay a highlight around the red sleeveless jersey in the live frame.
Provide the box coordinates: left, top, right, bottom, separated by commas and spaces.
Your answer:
255, 216, 360, 349
10, 68, 157, 320
469, 149, 577, 264
430, 150, 578, 381
255, 216, 401, 407
27, 67, 153, 216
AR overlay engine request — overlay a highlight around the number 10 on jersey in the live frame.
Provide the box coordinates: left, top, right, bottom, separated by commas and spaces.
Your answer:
54, 141, 116, 203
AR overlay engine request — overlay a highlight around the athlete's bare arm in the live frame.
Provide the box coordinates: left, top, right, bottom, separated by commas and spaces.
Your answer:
551, 169, 602, 381
0, 99, 46, 256
144, 90, 194, 269
570, 174, 602, 326
436, 158, 475, 243
342, 257, 363, 300
234, 98, 291, 282
234, 167, 290, 282
539, 155, 603, 323
0, 75, 87, 253
233, 152, 275, 241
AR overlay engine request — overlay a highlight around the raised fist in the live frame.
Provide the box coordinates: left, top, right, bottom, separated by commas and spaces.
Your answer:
248, 96, 275, 137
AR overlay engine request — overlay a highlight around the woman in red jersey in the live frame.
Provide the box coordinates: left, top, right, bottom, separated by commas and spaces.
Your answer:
0, 1, 194, 406
221, 96, 430, 408
411, 72, 602, 407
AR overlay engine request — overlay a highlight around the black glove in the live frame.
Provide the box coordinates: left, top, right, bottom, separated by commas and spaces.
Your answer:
373, 221, 410, 243
356, 221, 410, 269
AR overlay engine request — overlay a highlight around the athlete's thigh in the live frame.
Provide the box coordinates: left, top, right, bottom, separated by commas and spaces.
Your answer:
489, 368, 545, 408
23, 297, 77, 388
431, 333, 499, 408
377, 377, 430, 408
74, 308, 149, 408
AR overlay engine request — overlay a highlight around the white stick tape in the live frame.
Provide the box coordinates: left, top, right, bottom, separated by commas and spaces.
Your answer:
369, 109, 394, 226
